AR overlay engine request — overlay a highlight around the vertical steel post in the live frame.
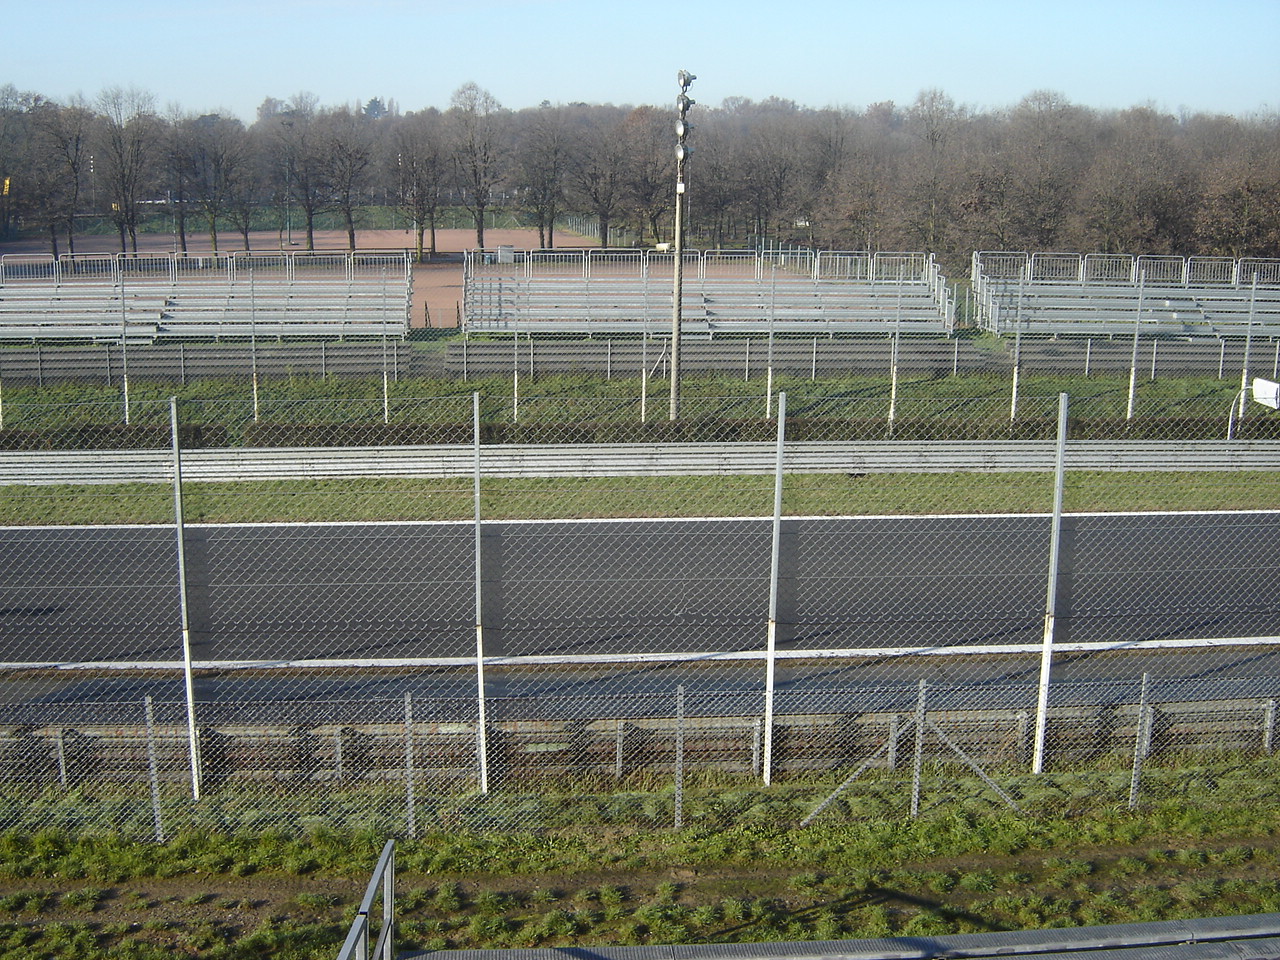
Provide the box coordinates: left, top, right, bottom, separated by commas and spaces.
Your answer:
674, 684, 685, 830
887, 334, 900, 437
762, 392, 787, 785
382, 845, 396, 960
405, 691, 417, 838
766, 263, 776, 418
1128, 673, 1152, 810
121, 269, 131, 425
910, 679, 927, 818
473, 393, 490, 794
170, 398, 202, 800
512, 325, 519, 423
615, 720, 625, 779
145, 695, 165, 843
250, 266, 260, 422
1033, 394, 1070, 774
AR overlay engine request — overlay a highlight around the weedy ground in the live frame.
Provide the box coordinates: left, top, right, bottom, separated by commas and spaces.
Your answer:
3, 792, 1280, 959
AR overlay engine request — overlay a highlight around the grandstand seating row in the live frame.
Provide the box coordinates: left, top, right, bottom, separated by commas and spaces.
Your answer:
0, 279, 409, 343
463, 250, 956, 334
974, 252, 1280, 337
0, 251, 411, 343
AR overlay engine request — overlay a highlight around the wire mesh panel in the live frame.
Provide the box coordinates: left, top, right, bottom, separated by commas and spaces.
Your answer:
4, 372, 1280, 835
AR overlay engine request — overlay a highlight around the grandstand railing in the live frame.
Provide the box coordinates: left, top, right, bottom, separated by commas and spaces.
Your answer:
972, 251, 1280, 336
0, 249, 413, 287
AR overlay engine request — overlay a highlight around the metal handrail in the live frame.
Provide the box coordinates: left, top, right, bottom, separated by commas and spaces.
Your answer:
337, 839, 395, 960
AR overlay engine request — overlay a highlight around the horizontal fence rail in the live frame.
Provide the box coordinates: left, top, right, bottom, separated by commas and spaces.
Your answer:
3, 439, 1280, 484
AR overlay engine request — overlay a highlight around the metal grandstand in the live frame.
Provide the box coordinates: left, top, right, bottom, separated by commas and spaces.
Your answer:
973, 251, 1280, 337
0, 250, 412, 342
462, 248, 956, 334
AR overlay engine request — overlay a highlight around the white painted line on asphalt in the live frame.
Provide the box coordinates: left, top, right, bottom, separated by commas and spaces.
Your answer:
7, 633, 1280, 672
5, 507, 1280, 533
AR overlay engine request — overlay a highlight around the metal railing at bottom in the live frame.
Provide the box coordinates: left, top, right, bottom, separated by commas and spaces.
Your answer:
397, 914, 1280, 960
337, 838, 395, 960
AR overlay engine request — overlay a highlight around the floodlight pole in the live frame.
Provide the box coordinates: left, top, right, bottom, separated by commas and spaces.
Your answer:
669, 71, 695, 421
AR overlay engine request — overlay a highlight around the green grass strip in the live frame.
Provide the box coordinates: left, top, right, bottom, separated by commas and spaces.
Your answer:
3, 472, 1279, 526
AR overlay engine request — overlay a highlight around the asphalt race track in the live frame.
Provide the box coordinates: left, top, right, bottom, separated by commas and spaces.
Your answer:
4, 512, 1279, 666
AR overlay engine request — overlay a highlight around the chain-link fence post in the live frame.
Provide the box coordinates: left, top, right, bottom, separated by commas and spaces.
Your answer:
144, 695, 165, 842
674, 684, 685, 831
405, 691, 417, 838
1033, 393, 1069, 773
762, 392, 787, 785
910, 679, 927, 818
169, 397, 202, 800
1128, 673, 1153, 810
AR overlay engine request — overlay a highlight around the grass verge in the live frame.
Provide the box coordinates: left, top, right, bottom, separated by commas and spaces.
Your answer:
2, 472, 1278, 526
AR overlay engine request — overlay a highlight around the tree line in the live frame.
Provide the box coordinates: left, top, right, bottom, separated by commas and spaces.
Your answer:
0, 82, 1277, 273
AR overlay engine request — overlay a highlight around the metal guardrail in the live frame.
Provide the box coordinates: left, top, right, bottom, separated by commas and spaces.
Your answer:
336, 839, 395, 960
398, 913, 1280, 960
3, 440, 1280, 485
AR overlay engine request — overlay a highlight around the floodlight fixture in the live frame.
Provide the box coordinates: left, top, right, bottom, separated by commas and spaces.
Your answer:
670, 69, 696, 422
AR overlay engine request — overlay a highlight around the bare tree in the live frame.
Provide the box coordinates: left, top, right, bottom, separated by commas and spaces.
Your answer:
618, 106, 673, 244
1071, 106, 1193, 254
900, 89, 963, 254
449, 83, 506, 250
258, 92, 334, 251
391, 109, 448, 260
515, 103, 569, 249
179, 113, 248, 253
31, 96, 93, 255
321, 105, 373, 250
567, 106, 627, 247
95, 86, 162, 253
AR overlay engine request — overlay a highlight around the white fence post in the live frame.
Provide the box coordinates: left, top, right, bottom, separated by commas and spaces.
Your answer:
762, 392, 787, 785
170, 398, 201, 801
473, 393, 490, 794
1033, 393, 1070, 774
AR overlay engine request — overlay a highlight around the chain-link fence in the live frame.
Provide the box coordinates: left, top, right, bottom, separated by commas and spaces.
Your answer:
3, 363, 1280, 839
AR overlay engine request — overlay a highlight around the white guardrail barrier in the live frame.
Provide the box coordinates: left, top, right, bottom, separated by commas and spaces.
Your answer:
2, 440, 1280, 485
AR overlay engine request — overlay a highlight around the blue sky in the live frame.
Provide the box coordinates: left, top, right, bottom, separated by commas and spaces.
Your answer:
9, 0, 1279, 121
